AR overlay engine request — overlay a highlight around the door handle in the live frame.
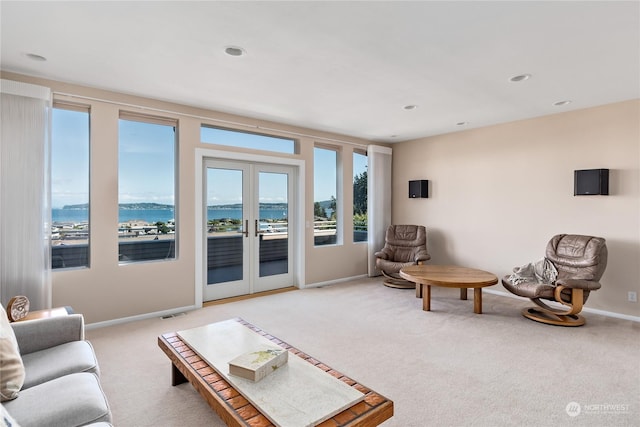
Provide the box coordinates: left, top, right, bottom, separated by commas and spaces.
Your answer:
255, 220, 267, 237
243, 220, 248, 237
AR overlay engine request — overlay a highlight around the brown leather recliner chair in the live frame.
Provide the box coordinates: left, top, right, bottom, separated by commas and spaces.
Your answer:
375, 225, 430, 289
502, 234, 607, 326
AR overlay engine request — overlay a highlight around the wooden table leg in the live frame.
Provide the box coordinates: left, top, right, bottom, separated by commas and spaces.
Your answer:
473, 288, 482, 314
416, 283, 423, 298
422, 285, 431, 311
460, 288, 467, 300
171, 362, 187, 386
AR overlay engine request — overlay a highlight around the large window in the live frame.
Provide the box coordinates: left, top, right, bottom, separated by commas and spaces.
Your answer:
51, 104, 90, 269
314, 146, 339, 246
353, 151, 368, 243
201, 125, 295, 154
118, 113, 177, 263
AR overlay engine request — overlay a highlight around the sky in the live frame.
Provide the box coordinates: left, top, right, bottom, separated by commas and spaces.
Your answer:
52, 108, 367, 208
118, 119, 175, 205
206, 168, 290, 206
51, 108, 89, 208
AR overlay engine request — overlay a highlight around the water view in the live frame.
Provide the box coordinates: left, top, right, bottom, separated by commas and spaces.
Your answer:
52, 206, 288, 224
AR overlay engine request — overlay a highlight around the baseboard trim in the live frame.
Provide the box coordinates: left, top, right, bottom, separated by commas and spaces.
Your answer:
580, 306, 640, 323
305, 274, 369, 289
203, 287, 297, 307
85, 304, 198, 330
485, 289, 640, 323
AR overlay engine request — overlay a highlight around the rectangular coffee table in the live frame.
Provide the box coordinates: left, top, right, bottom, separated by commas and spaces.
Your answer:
158, 318, 393, 426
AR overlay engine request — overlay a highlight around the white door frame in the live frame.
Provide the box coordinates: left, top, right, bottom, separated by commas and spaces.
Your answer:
194, 148, 305, 307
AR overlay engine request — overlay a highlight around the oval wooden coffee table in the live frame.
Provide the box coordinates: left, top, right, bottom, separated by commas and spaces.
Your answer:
400, 265, 498, 314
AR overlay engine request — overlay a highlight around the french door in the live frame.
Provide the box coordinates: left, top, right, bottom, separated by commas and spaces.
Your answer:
204, 159, 294, 301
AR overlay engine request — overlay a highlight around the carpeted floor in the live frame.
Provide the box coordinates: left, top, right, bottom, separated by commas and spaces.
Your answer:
86, 278, 640, 427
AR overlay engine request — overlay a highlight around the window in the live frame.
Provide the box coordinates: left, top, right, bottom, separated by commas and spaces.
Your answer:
51, 104, 90, 269
118, 113, 177, 263
314, 146, 339, 246
353, 151, 368, 242
201, 125, 295, 154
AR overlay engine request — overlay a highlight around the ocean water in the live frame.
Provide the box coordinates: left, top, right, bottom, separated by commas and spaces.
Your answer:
52, 208, 289, 224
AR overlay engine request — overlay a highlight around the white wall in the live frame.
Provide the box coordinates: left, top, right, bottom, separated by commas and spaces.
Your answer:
392, 100, 640, 317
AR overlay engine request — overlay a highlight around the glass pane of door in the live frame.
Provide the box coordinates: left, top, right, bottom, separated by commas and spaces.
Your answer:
258, 171, 289, 278
203, 160, 294, 301
206, 167, 245, 285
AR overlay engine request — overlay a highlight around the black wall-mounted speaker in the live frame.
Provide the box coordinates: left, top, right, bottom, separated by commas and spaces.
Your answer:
409, 180, 429, 198
574, 169, 609, 196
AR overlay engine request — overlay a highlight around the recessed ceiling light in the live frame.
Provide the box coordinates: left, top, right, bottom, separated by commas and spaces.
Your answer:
403, 105, 418, 110
553, 100, 572, 106
224, 46, 246, 57
509, 74, 531, 82
26, 53, 47, 62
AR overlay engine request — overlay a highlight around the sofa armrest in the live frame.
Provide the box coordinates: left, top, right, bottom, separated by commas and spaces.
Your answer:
556, 278, 602, 291
415, 251, 431, 262
374, 251, 388, 260
12, 314, 85, 355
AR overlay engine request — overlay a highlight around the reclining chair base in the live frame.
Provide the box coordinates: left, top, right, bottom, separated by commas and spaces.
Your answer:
521, 307, 585, 327
381, 271, 416, 289
522, 288, 586, 327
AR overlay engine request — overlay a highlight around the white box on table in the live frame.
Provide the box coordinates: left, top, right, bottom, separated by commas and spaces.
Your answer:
228, 346, 288, 382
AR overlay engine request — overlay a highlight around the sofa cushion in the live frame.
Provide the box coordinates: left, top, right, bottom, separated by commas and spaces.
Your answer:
2, 402, 22, 427
0, 306, 25, 402
21, 341, 99, 389
3, 372, 111, 427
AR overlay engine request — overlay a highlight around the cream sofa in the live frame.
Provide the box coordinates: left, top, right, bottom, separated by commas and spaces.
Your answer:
1, 307, 112, 427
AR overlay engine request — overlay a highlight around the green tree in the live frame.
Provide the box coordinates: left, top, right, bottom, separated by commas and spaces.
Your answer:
329, 196, 337, 220
353, 171, 367, 215
314, 201, 327, 218
155, 221, 170, 234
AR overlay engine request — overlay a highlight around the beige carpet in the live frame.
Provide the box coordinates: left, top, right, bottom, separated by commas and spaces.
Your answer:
86, 278, 640, 427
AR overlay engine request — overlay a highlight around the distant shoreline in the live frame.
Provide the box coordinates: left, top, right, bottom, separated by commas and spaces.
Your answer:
58, 202, 289, 210
52, 207, 290, 225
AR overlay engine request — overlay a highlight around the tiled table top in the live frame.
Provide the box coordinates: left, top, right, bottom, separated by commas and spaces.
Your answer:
158, 318, 393, 427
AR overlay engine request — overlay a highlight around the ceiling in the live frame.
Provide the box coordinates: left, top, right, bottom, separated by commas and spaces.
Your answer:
1, 1, 639, 143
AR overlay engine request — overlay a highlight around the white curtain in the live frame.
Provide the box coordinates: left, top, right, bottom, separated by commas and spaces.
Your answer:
1, 79, 52, 310
366, 145, 392, 277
